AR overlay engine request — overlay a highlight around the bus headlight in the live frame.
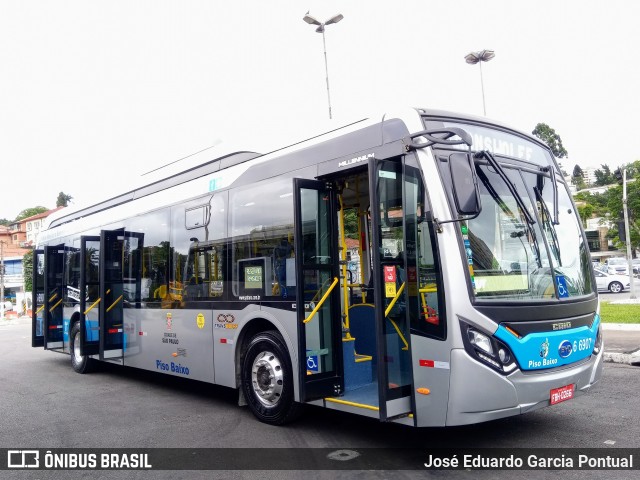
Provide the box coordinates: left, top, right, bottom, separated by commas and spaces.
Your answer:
460, 320, 518, 375
467, 330, 493, 355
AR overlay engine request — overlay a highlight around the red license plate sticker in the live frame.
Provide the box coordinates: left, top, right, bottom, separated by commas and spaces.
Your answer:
550, 384, 574, 405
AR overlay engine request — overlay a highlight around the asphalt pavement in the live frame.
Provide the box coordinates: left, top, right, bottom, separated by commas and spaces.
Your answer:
2, 314, 638, 366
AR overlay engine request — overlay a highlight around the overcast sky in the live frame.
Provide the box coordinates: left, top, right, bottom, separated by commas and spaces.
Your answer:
1, 0, 639, 221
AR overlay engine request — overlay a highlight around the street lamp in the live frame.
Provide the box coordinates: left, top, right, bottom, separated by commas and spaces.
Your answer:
464, 49, 495, 116
303, 12, 344, 119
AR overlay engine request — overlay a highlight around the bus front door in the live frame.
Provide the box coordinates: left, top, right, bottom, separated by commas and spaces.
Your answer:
294, 179, 344, 401
31, 249, 45, 347
43, 244, 65, 350
80, 236, 100, 356
369, 157, 416, 420
99, 229, 125, 361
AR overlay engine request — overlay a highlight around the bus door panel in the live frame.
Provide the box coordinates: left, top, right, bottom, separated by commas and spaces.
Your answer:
122, 231, 144, 356
369, 157, 416, 420
31, 249, 45, 347
43, 244, 65, 350
100, 229, 125, 361
80, 236, 100, 356
294, 179, 344, 401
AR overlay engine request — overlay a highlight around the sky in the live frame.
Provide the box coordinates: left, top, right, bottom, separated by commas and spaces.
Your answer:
1, 0, 639, 221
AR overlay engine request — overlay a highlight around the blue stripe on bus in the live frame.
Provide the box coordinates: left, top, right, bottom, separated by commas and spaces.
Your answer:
494, 314, 600, 371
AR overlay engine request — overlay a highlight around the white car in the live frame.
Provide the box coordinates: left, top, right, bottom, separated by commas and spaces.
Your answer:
594, 268, 630, 293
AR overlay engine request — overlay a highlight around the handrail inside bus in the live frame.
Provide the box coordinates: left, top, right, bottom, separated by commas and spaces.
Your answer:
84, 298, 102, 315
304, 277, 339, 324
384, 282, 409, 351
106, 295, 123, 313
48, 299, 62, 313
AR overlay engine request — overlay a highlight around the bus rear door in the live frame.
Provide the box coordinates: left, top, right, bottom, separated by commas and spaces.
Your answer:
99, 229, 125, 361
80, 236, 100, 356
294, 179, 344, 401
31, 249, 45, 348
43, 244, 65, 351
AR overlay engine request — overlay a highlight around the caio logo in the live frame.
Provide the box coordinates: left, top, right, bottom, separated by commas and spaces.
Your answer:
8, 450, 40, 468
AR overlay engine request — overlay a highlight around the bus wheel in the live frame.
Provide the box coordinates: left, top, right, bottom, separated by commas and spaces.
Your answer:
70, 321, 94, 374
241, 330, 302, 425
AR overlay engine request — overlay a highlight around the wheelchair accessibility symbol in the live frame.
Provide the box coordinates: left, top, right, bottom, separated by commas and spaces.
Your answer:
556, 275, 569, 298
307, 355, 319, 372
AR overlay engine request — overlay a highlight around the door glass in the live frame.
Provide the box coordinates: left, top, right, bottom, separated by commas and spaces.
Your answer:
300, 187, 336, 377
44, 245, 65, 350
375, 161, 412, 399
32, 250, 45, 347
101, 231, 124, 357
81, 238, 101, 355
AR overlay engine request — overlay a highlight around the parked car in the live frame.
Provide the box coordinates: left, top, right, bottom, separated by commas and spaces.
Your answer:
604, 257, 629, 275
594, 269, 630, 293
632, 259, 640, 276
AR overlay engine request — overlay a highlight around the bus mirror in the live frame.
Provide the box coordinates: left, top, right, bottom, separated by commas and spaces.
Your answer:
449, 153, 480, 216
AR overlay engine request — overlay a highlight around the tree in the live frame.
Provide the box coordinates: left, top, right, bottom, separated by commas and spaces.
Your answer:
15, 207, 48, 221
532, 123, 568, 158
56, 192, 72, 207
0, 219, 9, 226
23, 250, 33, 292
572, 164, 586, 190
593, 164, 614, 186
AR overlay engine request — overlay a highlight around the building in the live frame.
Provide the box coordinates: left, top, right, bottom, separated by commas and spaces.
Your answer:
1, 207, 64, 314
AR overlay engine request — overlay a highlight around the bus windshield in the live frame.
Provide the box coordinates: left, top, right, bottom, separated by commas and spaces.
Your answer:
463, 161, 593, 301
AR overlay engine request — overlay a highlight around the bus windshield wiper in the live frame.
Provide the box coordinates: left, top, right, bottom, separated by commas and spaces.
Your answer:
541, 166, 559, 225
474, 151, 536, 225
477, 167, 543, 269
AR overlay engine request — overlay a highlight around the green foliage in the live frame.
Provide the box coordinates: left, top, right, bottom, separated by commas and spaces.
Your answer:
343, 209, 359, 239
56, 192, 72, 207
571, 164, 586, 189
0, 219, 9, 226
599, 301, 640, 324
532, 123, 568, 158
593, 164, 615, 186
15, 207, 48, 221
22, 250, 33, 292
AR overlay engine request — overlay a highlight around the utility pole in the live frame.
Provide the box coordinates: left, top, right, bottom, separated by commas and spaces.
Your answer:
623, 169, 637, 299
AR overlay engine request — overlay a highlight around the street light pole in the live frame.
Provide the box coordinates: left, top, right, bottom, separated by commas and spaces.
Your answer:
303, 13, 344, 119
623, 169, 637, 299
464, 49, 495, 116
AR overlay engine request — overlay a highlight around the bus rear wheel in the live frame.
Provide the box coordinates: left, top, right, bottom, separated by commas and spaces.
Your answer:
70, 321, 94, 374
241, 330, 302, 425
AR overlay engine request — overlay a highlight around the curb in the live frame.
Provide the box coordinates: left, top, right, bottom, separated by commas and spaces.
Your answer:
603, 350, 640, 366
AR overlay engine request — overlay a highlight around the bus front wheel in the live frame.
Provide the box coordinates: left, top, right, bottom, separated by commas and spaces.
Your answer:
241, 330, 302, 425
70, 321, 94, 374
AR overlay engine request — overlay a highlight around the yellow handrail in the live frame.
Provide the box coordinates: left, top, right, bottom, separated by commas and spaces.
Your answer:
35, 304, 46, 315
49, 299, 62, 313
84, 298, 101, 315
384, 281, 409, 351
106, 295, 123, 313
384, 282, 406, 317
303, 277, 339, 324
387, 317, 409, 351
337, 194, 352, 338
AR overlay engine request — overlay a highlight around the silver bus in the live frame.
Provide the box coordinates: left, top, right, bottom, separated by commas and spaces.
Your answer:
32, 107, 602, 426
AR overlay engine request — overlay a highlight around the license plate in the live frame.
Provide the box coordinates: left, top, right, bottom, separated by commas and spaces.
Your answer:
550, 384, 574, 405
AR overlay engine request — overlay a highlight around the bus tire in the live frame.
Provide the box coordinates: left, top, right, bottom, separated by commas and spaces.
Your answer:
70, 321, 94, 374
241, 330, 302, 425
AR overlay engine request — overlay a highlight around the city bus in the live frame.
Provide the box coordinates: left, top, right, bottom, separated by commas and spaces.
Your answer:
32, 107, 603, 426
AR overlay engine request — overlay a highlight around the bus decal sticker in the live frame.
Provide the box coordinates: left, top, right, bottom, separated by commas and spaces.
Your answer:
558, 340, 573, 358
162, 333, 179, 345
196, 313, 206, 329
138, 331, 148, 336
166, 312, 172, 330
220, 338, 234, 345
172, 348, 187, 358
419, 359, 450, 369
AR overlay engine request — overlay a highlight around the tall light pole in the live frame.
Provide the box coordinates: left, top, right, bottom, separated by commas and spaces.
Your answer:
303, 12, 344, 119
464, 49, 495, 116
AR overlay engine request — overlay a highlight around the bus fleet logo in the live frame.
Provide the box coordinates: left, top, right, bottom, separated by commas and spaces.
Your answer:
558, 340, 573, 358
552, 321, 572, 331
215, 313, 237, 329
539, 338, 549, 358
338, 153, 374, 168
